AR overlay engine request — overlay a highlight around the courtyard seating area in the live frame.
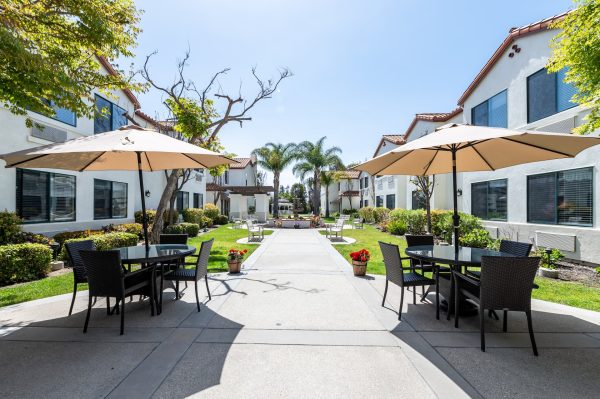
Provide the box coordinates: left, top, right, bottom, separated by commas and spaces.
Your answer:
1, 228, 599, 398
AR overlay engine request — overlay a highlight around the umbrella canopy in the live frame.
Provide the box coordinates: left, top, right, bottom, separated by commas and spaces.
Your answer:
354, 123, 600, 250
0, 125, 235, 171
0, 125, 237, 249
356, 123, 600, 176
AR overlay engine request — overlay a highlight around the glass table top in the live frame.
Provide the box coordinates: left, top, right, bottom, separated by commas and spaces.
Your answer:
116, 244, 196, 263
405, 245, 516, 266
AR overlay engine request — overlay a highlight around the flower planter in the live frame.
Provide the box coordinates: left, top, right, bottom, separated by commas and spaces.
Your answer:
538, 267, 559, 279
352, 260, 367, 276
228, 261, 241, 274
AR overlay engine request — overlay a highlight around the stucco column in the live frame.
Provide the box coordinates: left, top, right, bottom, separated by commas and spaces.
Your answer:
229, 194, 242, 220
254, 194, 268, 222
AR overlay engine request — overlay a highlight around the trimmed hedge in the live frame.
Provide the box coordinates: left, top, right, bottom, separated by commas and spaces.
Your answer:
59, 232, 139, 261
203, 203, 219, 221
183, 208, 205, 224
110, 223, 143, 237
213, 215, 229, 225
134, 209, 178, 224
389, 209, 427, 234
165, 223, 200, 237
373, 207, 391, 223
53, 230, 103, 246
358, 207, 375, 223
0, 243, 52, 285
459, 228, 493, 249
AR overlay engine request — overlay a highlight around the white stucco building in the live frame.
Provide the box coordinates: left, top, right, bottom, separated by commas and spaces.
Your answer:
320, 170, 360, 216
0, 57, 207, 235
206, 155, 273, 222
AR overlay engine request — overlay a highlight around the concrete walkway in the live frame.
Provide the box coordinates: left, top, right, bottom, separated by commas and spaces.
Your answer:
1, 229, 600, 398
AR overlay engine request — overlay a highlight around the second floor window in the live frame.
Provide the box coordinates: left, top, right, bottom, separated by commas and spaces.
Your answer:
364, 177, 369, 188
224, 171, 229, 185
472, 90, 507, 128
471, 179, 507, 221
34, 99, 76, 126
94, 94, 128, 134
527, 68, 577, 123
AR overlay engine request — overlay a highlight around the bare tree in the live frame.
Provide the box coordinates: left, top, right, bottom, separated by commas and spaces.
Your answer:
140, 51, 292, 242
410, 175, 436, 233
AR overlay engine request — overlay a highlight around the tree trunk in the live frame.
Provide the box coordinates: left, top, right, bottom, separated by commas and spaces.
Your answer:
426, 197, 432, 234
325, 187, 330, 218
273, 172, 280, 218
168, 195, 177, 226
151, 170, 180, 243
313, 170, 321, 216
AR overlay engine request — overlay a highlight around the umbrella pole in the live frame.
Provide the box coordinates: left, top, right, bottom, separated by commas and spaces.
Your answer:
136, 152, 150, 250
452, 146, 460, 253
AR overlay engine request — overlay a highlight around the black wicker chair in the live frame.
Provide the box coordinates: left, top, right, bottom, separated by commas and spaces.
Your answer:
165, 238, 214, 312
159, 234, 189, 244
80, 250, 156, 335
379, 241, 439, 320
65, 240, 96, 316
453, 256, 540, 355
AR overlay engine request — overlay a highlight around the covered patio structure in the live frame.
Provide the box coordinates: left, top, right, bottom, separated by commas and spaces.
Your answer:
206, 183, 274, 222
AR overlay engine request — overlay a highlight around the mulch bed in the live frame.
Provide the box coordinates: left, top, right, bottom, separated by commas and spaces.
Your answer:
554, 261, 600, 288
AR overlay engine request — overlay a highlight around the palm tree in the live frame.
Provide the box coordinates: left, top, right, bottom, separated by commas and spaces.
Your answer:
293, 137, 343, 216
319, 170, 335, 218
252, 142, 296, 218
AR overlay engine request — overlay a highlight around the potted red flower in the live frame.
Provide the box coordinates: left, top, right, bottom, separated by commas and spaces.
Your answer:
227, 248, 248, 273
349, 249, 370, 276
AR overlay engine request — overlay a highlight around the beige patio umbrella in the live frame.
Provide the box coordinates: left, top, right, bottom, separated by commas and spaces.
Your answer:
0, 125, 237, 248
354, 123, 600, 250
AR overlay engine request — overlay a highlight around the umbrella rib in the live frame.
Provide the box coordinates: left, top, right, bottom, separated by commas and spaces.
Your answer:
500, 137, 574, 158
422, 150, 439, 176
182, 153, 208, 168
144, 152, 153, 172
79, 152, 106, 172
6, 154, 48, 168
471, 145, 495, 171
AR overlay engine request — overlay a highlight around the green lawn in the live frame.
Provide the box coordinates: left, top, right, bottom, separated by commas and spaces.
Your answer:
0, 224, 271, 308
326, 224, 600, 312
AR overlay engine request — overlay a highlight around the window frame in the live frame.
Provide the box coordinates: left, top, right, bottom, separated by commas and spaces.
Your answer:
470, 178, 508, 221
471, 89, 508, 128
527, 167, 593, 227
16, 169, 77, 224
176, 191, 190, 211
385, 194, 395, 210
94, 94, 128, 134
30, 99, 77, 127
527, 68, 578, 123
93, 179, 128, 220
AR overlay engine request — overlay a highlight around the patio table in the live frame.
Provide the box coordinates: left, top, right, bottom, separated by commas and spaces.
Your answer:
405, 244, 516, 316
117, 244, 196, 314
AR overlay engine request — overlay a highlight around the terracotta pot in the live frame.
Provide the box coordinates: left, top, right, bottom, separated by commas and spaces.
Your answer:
352, 260, 367, 276
228, 261, 241, 274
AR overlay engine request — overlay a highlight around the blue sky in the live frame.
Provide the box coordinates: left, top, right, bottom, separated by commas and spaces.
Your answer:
129, 0, 574, 186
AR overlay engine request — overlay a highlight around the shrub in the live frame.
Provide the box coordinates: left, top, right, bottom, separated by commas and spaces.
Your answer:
342, 209, 358, 217
358, 206, 375, 223
387, 219, 407, 235
59, 232, 138, 261
135, 209, 156, 224
183, 208, 205, 224
430, 209, 449, 237
373, 207, 391, 223
0, 210, 23, 245
202, 216, 214, 227
0, 243, 52, 285
533, 248, 565, 269
11, 231, 53, 245
165, 223, 200, 237
53, 230, 102, 246
459, 229, 493, 249
110, 223, 143, 237
203, 203, 220, 221
213, 215, 229, 225
389, 209, 427, 234
437, 212, 484, 243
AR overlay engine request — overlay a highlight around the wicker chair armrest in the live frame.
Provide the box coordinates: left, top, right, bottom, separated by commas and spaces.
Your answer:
453, 271, 480, 287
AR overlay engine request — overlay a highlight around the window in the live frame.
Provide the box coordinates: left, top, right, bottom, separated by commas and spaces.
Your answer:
94, 95, 128, 134
471, 90, 507, 128
33, 99, 76, 126
386, 194, 395, 209
412, 190, 426, 210
176, 191, 189, 211
363, 200, 368, 207
94, 179, 127, 219
376, 196, 383, 207
528, 168, 592, 226
224, 171, 229, 185
16, 169, 76, 223
193, 193, 204, 208
471, 179, 507, 221
387, 176, 394, 189
527, 68, 577, 123
364, 177, 369, 188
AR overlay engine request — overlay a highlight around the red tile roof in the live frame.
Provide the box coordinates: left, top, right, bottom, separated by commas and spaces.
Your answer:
206, 184, 274, 195
340, 190, 359, 197
229, 157, 254, 169
324, 170, 361, 179
457, 11, 570, 105
96, 56, 141, 110
403, 108, 464, 141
